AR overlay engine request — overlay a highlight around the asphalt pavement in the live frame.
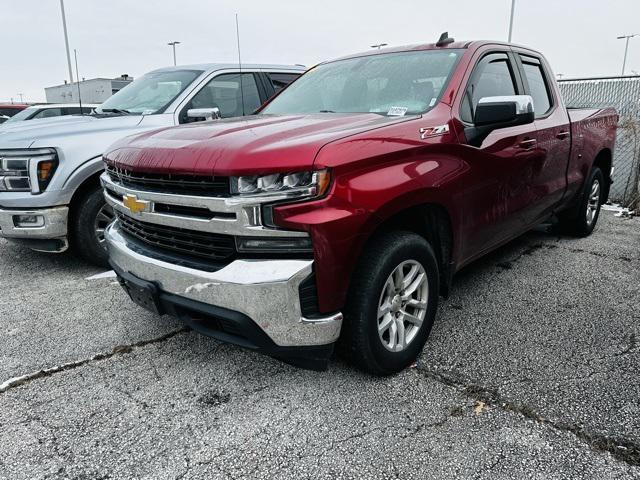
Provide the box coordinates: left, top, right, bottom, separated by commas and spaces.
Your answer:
0, 211, 638, 479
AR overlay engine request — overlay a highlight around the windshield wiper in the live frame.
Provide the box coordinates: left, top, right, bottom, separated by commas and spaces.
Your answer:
318, 110, 336, 113
97, 108, 134, 115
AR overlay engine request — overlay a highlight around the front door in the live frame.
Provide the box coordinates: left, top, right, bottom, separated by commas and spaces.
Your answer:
455, 50, 542, 263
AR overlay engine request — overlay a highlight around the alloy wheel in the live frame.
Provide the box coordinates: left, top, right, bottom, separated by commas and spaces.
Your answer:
586, 179, 601, 226
377, 259, 429, 352
94, 203, 115, 248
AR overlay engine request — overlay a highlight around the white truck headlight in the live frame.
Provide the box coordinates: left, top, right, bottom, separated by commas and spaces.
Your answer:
230, 170, 330, 199
0, 148, 58, 193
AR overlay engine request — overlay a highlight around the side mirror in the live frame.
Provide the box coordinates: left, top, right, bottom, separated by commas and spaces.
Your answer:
466, 95, 534, 146
474, 95, 534, 127
187, 107, 221, 121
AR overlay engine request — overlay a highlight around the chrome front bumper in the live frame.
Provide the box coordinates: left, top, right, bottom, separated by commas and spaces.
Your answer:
0, 205, 68, 241
105, 222, 342, 348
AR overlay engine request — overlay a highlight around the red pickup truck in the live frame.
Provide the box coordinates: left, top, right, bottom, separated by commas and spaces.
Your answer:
102, 37, 617, 374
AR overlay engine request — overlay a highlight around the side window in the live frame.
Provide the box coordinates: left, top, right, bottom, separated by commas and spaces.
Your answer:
266, 73, 300, 93
461, 54, 517, 123
32, 108, 64, 119
65, 107, 82, 114
520, 57, 552, 117
181, 73, 261, 123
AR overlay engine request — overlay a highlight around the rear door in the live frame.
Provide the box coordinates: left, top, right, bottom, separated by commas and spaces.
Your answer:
263, 72, 301, 96
513, 49, 571, 220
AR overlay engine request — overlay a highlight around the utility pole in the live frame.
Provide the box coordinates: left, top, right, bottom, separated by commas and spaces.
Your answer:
59, 0, 74, 83
617, 34, 638, 76
74, 50, 82, 111
168, 41, 181, 66
370, 43, 388, 50
508, 0, 516, 42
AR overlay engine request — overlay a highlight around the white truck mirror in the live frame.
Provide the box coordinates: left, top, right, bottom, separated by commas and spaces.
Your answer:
187, 107, 221, 121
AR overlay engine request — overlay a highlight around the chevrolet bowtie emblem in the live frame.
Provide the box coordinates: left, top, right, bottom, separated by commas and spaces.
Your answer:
122, 194, 150, 214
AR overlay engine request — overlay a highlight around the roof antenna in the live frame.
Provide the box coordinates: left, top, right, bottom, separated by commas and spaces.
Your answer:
235, 13, 245, 116
436, 32, 455, 47
73, 48, 83, 114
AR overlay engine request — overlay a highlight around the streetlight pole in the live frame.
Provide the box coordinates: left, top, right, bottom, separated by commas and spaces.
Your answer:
370, 43, 388, 50
168, 41, 181, 66
59, 0, 74, 84
617, 34, 638, 76
508, 0, 516, 42
17, 93, 24, 103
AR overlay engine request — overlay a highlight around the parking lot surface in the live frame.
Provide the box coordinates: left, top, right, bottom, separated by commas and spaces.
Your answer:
1, 211, 639, 480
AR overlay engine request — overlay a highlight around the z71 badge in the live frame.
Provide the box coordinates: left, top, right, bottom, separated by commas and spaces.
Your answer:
419, 124, 449, 139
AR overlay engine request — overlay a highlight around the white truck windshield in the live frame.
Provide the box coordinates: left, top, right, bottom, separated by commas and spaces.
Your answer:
96, 69, 203, 115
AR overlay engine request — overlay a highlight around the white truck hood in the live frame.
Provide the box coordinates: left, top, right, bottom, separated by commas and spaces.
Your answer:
0, 114, 145, 148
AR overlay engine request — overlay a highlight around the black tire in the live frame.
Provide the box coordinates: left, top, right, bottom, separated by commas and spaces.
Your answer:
343, 231, 439, 375
70, 186, 114, 267
558, 167, 605, 237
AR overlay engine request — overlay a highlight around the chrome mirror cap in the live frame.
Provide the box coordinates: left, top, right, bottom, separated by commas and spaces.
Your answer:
478, 95, 534, 115
187, 107, 221, 121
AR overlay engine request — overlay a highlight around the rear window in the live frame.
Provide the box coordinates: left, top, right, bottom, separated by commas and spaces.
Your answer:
520, 58, 552, 117
266, 72, 300, 93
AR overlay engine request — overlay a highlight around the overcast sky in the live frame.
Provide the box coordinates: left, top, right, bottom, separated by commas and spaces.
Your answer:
2, 0, 640, 102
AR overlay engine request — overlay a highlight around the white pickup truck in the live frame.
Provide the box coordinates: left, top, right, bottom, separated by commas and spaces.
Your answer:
0, 63, 303, 265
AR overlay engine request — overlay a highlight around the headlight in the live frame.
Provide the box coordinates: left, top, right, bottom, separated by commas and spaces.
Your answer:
0, 148, 58, 193
230, 170, 331, 199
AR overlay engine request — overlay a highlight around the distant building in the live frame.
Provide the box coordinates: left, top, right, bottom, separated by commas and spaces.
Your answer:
45, 75, 133, 104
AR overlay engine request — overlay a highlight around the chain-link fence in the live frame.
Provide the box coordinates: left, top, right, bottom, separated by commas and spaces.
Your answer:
558, 76, 640, 209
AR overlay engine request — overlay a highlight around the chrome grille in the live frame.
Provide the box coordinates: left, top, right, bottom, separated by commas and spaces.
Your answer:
106, 165, 229, 196
116, 213, 236, 262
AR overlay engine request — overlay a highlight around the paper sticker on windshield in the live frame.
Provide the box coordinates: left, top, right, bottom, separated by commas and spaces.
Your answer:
387, 106, 408, 116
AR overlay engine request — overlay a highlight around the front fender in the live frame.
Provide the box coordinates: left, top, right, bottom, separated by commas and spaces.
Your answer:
55, 155, 105, 204
274, 152, 465, 313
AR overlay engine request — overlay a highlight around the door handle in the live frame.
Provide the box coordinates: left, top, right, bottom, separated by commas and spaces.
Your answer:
518, 138, 537, 149
556, 131, 570, 139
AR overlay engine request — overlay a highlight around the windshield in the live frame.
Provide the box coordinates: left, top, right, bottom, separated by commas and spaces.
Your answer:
96, 69, 203, 115
3, 107, 37, 124
263, 50, 462, 116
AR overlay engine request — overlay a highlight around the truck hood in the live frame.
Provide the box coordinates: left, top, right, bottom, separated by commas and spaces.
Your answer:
104, 113, 416, 175
0, 114, 144, 147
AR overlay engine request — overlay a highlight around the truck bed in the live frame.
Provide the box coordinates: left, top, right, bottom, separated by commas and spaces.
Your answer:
564, 107, 618, 203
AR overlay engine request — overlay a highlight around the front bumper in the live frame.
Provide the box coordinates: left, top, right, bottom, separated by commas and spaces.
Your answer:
0, 205, 69, 251
106, 222, 343, 363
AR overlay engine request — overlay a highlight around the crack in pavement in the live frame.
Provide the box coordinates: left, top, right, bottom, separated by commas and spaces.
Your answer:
415, 363, 640, 467
0, 327, 189, 394
495, 240, 637, 271
495, 242, 559, 270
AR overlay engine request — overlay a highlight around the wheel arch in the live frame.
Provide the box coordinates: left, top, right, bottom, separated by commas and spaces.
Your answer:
592, 148, 613, 201
67, 168, 105, 226
361, 201, 455, 298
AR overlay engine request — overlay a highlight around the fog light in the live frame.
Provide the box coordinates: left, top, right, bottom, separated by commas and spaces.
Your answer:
236, 236, 313, 253
13, 215, 45, 228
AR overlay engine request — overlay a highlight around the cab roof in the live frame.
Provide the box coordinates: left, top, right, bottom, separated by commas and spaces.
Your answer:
328, 39, 539, 64
148, 63, 306, 75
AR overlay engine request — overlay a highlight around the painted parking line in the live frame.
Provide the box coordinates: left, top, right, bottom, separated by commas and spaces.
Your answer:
85, 270, 117, 281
